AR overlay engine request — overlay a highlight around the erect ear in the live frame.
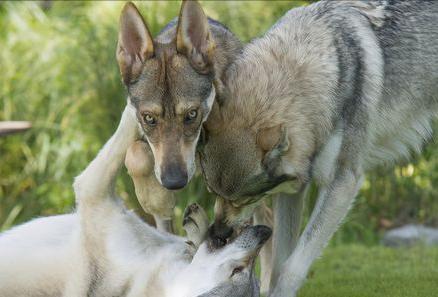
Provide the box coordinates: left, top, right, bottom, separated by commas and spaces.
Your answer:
176, 0, 215, 72
117, 2, 154, 85
257, 125, 289, 154
258, 125, 290, 178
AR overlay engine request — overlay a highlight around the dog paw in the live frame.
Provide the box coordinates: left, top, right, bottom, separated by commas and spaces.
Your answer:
183, 203, 209, 247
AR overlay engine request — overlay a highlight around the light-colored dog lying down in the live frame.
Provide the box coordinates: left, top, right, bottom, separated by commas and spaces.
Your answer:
0, 103, 271, 297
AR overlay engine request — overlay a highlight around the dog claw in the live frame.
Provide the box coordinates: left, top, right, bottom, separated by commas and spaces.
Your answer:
183, 203, 209, 248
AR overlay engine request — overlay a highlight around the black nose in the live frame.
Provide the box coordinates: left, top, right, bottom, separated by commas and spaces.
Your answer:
161, 169, 188, 190
253, 225, 272, 245
208, 222, 234, 248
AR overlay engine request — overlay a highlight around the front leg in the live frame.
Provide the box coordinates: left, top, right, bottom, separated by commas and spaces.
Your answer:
125, 140, 176, 233
253, 200, 273, 294
269, 167, 363, 297
269, 186, 308, 292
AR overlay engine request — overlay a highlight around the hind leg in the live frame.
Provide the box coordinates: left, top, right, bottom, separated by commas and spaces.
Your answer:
71, 104, 140, 297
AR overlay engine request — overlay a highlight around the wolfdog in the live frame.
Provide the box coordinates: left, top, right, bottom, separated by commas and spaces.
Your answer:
199, 0, 438, 296
0, 103, 271, 297
118, 1, 241, 229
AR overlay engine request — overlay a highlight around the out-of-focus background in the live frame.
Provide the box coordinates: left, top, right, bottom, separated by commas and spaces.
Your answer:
1, 2, 437, 295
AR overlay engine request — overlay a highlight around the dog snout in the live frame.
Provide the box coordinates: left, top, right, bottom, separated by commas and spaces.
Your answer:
208, 222, 234, 248
252, 225, 272, 245
232, 225, 272, 251
161, 165, 188, 190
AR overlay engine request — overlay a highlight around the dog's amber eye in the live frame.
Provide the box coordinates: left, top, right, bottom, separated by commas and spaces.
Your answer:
185, 109, 198, 123
143, 114, 157, 126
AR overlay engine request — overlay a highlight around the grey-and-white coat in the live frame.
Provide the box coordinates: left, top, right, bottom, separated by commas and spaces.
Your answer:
199, 1, 438, 296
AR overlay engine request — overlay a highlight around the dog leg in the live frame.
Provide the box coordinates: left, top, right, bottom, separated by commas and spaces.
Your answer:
183, 203, 209, 248
154, 215, 174, 233
67, 103, 139, 297
125, 140, 176, 233
74, 103, 139, 210
269, 186, 308, 292
253, 200, 273, 295
269, 168, 363, 297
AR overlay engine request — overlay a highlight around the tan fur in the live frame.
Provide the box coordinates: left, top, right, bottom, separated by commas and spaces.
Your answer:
204, 11, 339, 186
176, 0, 216, 73
125, 141, 176, 219
256, 125, 283, 153
117, 2, 154, 85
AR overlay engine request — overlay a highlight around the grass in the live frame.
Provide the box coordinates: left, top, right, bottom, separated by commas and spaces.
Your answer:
298, 245, 438, 297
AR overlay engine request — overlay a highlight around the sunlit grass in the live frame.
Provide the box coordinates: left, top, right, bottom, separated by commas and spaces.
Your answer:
299, 245, 438, 297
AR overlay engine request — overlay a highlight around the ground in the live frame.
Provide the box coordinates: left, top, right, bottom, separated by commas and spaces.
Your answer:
297, 245, 438, 297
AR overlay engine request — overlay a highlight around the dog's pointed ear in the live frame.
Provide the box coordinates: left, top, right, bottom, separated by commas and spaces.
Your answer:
176, 0, 215, 72
117, 2, 154, 85
257, 125, 289, 154
258, 125, 291, 178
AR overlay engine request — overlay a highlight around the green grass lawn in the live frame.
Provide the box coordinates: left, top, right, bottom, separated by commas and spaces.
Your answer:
298, 245, 438, 297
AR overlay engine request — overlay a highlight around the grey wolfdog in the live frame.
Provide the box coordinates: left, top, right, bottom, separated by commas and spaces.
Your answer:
199, 0, 438, 296
118, 1, 241, 229
0, 103, 271, 297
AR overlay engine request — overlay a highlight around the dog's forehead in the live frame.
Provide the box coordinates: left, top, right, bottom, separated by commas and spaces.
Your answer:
128, 44, 213, 112
167, 55, 213, 100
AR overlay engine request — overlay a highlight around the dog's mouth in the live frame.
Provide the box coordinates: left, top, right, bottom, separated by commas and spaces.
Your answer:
207, 215, 251, 249
208, 222, 235, 249
209, 224, 272, 251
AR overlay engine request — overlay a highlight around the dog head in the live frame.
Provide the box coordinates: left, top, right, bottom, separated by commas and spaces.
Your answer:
170, 225, 272, 297
117, 1, 216, 190
199, 107, 304, 238
199, 122, 301, 218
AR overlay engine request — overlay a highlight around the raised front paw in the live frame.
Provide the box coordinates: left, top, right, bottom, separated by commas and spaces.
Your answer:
125, 140, 176, 220
183, 203, 209, 247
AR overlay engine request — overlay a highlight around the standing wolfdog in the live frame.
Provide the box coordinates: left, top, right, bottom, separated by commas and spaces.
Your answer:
199, 1, 438, 296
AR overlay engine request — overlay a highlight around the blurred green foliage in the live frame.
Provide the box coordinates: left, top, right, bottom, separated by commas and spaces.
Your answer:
0, 1, 437, 244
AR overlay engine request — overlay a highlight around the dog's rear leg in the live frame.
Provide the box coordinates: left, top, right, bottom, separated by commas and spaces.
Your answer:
269, 186, 308, 292
74, 104, 139, 209
70, 104, 139, 297
125, 140, 176, 233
